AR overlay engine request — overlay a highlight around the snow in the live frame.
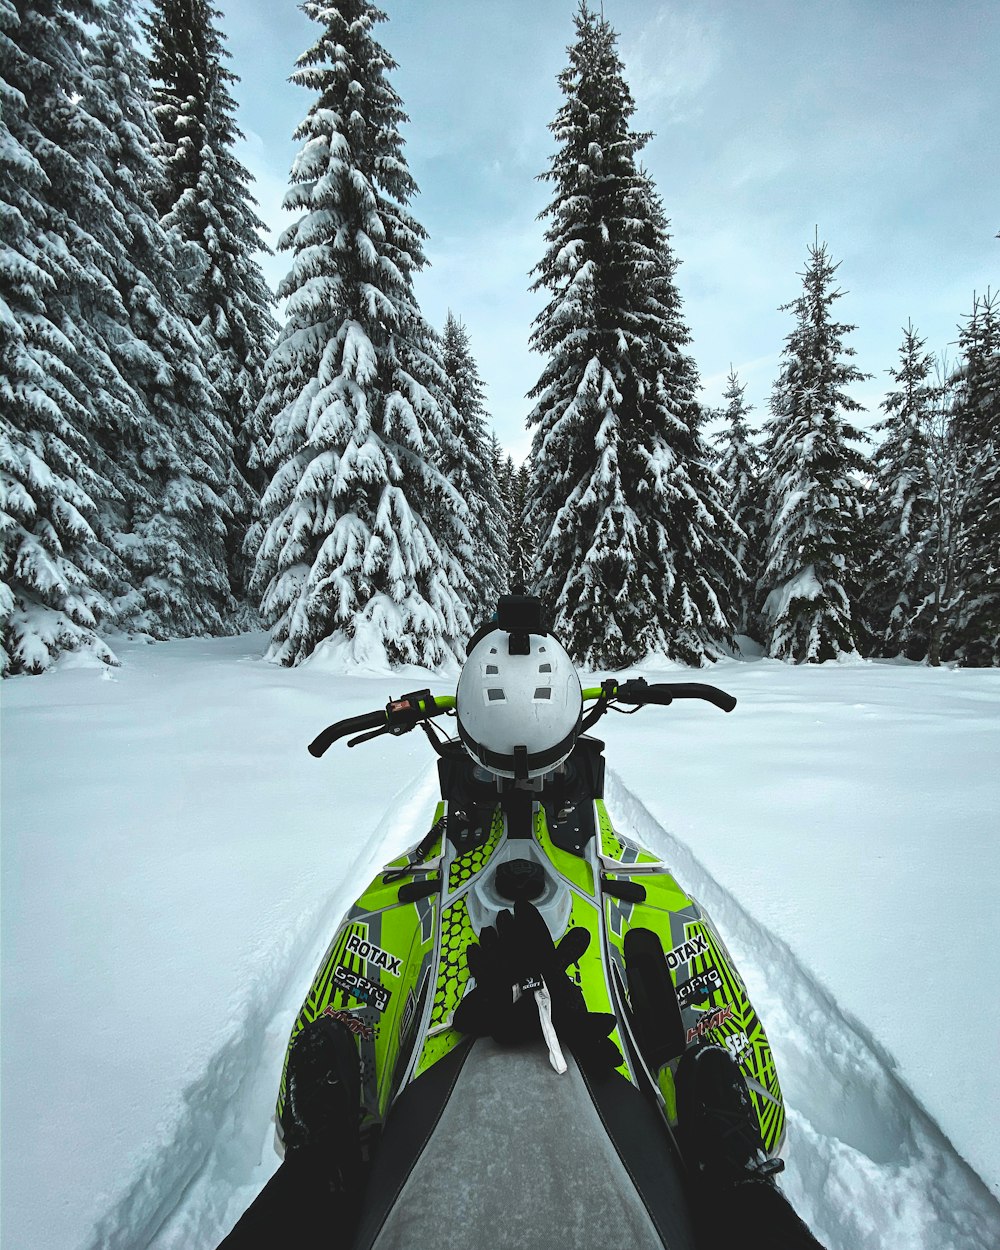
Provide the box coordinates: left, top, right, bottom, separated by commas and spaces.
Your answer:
763, 562, 823, 622
2, 636, 999, 1249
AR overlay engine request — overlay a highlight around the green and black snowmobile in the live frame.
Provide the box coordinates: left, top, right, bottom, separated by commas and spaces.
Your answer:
221, 596, 823, 1250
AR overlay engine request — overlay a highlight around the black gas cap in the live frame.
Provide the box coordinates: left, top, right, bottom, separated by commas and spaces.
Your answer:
495, 858, 545, 901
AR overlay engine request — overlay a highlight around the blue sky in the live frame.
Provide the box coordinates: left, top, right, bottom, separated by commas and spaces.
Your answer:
218, 0, 999, 461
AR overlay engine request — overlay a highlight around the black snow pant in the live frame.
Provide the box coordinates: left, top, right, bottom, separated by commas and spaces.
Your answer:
217, 1155, 826, 1250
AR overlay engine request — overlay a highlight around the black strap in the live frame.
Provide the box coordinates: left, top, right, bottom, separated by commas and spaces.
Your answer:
456, 711, 583, 778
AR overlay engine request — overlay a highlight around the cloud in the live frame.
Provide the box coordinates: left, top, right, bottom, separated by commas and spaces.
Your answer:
620, 2, 723, 121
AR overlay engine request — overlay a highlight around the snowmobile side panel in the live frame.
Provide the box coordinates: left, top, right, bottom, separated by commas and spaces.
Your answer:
411, 806, 506, 1079
563, 888, 632, 1080
602, 893, 786, 1154
597, 799, 661, 867
277, 886, 441, 1127
694, 920, 785, 1154
590, 800, 786, 1155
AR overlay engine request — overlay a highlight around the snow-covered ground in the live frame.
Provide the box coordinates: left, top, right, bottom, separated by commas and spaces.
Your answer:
2, 634, 999, 1250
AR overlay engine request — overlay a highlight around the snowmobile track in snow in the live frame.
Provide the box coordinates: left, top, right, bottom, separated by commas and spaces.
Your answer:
604, 773, 1000, 1250
86, 770, 440, 1250
88, 767, 1000, 1250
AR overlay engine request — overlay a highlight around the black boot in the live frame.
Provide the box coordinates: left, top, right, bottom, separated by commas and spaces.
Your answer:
676, 1043, 768, 1182
218, 1014, 364, 1249
281, 1012, 363, 1175
675, 1045, 826, 1250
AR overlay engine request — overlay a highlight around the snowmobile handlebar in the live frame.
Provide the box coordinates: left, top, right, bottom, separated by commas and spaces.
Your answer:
307, 689, 456, 757
589, 677, 738, 714
308, 678, 735, 758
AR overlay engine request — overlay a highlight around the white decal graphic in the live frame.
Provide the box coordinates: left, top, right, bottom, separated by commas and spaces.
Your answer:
347, 932, 402, 977
664, 932, 709, 970
725, 1031, 751, 1061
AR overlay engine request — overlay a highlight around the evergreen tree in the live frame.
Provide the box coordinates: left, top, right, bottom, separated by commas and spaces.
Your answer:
439, 311, 505, 622
711, 368, 760, 637
83, 0, 238, 637
1, 0, 240, 673
1, 0, 120, 673
527, 4, 740, 667
638, 178, 743, 662
915, 365, 974, 667
490, 435, 512, 597
868, 322, 938, 657
758, 238, 872, 662
948, 289, 1000, 664
250, 0, 473, 668
144, 0, 277, 601
510, 458, 539, 593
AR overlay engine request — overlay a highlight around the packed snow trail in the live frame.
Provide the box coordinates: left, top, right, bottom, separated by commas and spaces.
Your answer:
83, 770, 1000, 1249
89, 768, 441, 1250
604, 774, 1000, 1250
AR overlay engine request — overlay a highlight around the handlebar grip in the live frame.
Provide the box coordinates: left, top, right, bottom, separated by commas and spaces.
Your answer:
662, 683, 737, 713
308, 710, 386, 757
616, 680, 737, 713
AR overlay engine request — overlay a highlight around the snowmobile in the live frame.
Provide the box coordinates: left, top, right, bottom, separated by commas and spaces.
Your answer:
259, 595, 810, 1250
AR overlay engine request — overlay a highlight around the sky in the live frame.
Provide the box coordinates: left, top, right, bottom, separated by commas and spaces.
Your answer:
216, 0, 999, 462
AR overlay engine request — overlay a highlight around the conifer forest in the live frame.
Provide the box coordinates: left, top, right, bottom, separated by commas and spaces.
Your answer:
2, 0, 998, 676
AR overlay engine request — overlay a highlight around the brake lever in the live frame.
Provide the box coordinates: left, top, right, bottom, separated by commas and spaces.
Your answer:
347, 724, 391, 748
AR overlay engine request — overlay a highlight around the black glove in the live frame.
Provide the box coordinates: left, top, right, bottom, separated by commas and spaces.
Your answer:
453, 899, 621, 1073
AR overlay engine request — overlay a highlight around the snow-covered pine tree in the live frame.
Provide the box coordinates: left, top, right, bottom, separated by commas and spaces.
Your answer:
637, 177, 743, 663
527, 4, 740, 667
144, 0, 276, 601
439, 311, 505, 622
509, 457, 539, 593
79, 0, 238, 637
948, 289, 999, 665
914, 361, 975, 668
250, 0, 473, 667
1, 0, 239, 673
758, 238, 872, 662
711, 368, 762, 637
1, 0, 121, 673
490, 434, 512, 595
868, 322, 938, 657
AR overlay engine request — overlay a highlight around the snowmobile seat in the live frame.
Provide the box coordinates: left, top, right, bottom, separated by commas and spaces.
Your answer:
350, 1037, 698, 1250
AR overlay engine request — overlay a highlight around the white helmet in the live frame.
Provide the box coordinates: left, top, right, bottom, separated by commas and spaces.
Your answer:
456, 597, 583, 781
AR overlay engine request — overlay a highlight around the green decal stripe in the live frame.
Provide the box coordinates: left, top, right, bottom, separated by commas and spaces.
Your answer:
595, 803, 660, 867
658, 1065, 678, 1122
691, 923, 752, 1028
633, 874, 692, 912
567, 893, 630, 1080
430, 896, 475, 1027
689, 921, 784, 1153
312, 926, 357, 1007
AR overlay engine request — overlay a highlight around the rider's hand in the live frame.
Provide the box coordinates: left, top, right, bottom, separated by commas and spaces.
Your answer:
454, 900, 621, 1073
